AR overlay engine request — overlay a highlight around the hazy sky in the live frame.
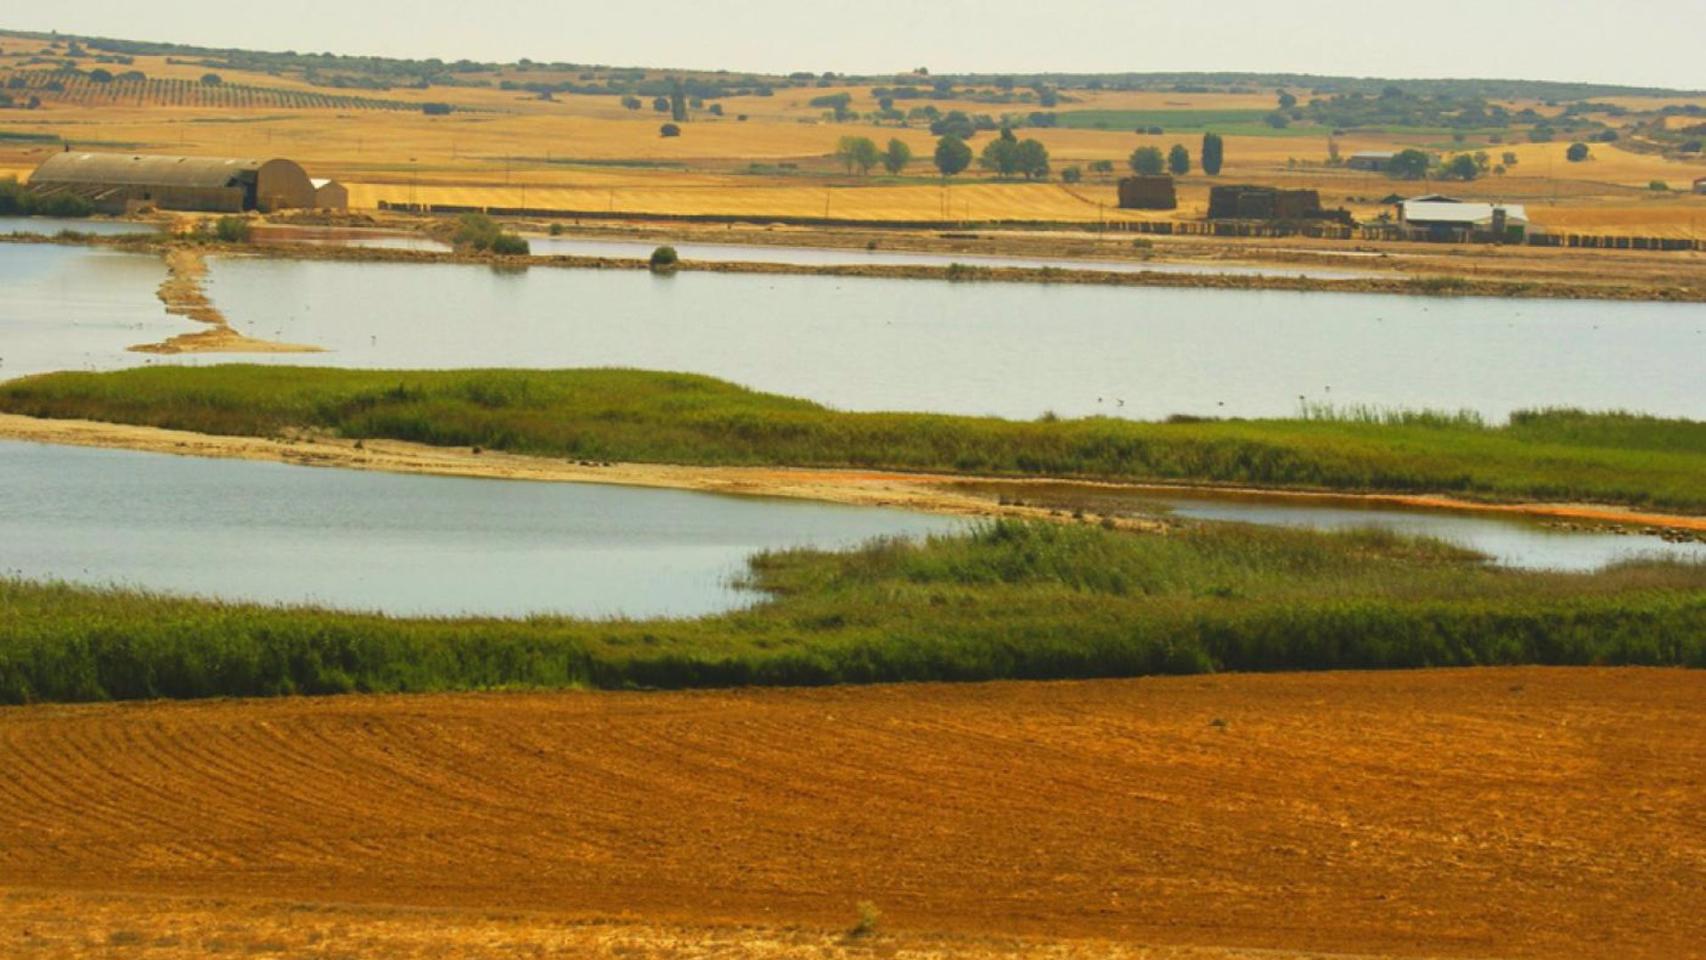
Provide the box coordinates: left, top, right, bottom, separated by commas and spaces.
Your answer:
6, 1, 1703, 89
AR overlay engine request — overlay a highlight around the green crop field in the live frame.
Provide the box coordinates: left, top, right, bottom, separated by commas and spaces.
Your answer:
3, 366, 1703, 511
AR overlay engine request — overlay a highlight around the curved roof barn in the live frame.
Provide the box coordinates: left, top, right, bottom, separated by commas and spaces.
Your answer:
28, 152, 320, 213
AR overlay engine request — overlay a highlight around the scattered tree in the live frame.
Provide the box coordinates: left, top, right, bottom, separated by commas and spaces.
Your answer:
200, 73, 222, 86
1061, 166, 1082, 183
980, 137, 1020, 177
421, 102, 452, 116
669, 80, 687, 122
1128, 146, 1164, 176
649, 245, 679, 272
934, 135, 972, 177
1201, 133, 1224, 175
1015, 138, 1050, 180
1650, 180, 1670, 192
881, 138, 912, 175
660, 123, 681, 137
1440, 154, 1480, 181
1088, 159, 1115, 174
1566, 142, 1591, 162
621, 95, 642, 111
1277, 89, 1297, 110
835, 136, 881, 174
652, 96, 670, 113
1387, 149, 1431, 180
1167, 144, 1190, 176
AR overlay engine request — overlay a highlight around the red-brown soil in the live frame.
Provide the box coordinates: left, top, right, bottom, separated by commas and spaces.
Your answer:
2, 668, 1701, 958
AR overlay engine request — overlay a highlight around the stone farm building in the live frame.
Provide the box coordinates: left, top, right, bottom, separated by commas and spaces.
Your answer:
1399, 196, 1528, 240
27, 152, 346, 214
1116, 176, 1177, 210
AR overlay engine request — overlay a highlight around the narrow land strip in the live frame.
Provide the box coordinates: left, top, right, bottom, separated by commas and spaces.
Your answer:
2, 411, 1703, 533
128, 248, 323, 356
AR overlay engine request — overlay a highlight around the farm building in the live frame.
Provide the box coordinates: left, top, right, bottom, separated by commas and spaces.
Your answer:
311, 178, 349, 209
1400, 198, 1528, 240
1346, 151, 1396, 172
1117, 176, 1177, 210
26, 152, 332, 214
1207, 185, 1348, 222
1695, 176, 1706, 195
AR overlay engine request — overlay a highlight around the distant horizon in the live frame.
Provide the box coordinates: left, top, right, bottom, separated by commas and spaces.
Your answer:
3, 0, 1704, 92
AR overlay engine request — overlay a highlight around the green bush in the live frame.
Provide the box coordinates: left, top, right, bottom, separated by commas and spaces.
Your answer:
213, 216, 251, 243
649, 245, 679, 271
490, 233, 530, 256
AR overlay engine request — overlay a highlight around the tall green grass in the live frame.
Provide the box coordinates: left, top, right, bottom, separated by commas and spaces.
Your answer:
2, 367, 1701, 511
2, 521, 1700, 705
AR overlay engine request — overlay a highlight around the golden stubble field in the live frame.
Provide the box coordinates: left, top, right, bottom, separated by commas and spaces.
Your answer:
5, 37, 1704, 230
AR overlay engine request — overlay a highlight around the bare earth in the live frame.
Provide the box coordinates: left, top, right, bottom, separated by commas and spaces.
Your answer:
0, 411, 1701, 534
2, 668, 1702, 959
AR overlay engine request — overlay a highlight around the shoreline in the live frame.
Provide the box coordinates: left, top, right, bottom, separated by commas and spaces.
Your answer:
2, 412, 1701, 534
6, 230, 1702, 303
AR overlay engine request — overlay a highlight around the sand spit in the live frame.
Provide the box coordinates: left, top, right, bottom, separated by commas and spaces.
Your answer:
0, 412, 1700, 535
129, 248, 323, 355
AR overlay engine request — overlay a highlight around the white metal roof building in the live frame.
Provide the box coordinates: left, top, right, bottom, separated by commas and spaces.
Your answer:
1401, 199, 1528, 231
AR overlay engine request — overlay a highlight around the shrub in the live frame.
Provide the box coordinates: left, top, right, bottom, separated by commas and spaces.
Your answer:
421, 102, 452, 116
1650, 181, 1670, 192
1566, 142, 1590, 162
1128, 146, 1164, 176
660, 123, 681, 138
213, 216, 251, 243
1061, 166, 1082, 183
490, 233, 530, 256
649, 245, 679, 271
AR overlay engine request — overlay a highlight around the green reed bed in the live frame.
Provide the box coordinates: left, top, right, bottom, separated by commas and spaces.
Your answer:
2, 520, 1701, 705
2, 366, 1702, 511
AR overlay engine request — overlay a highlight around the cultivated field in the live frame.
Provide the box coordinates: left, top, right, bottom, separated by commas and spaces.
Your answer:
4, 32, 1704, 232
2, 668, 1701, 959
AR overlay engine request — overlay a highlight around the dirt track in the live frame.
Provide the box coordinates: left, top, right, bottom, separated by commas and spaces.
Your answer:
2, 668, 1701, 959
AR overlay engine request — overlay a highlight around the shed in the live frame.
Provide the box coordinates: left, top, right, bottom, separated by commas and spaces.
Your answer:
311, 178, 349, 210
1346, 151, 1396, 172
1695, 176, 1706, 195
27, 152, 318, 214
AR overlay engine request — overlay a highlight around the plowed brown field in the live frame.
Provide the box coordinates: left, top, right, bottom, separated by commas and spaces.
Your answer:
3, 669, 1702, 959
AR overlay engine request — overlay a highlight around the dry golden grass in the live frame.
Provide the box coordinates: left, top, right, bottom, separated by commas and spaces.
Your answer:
4, 34, 1705, 230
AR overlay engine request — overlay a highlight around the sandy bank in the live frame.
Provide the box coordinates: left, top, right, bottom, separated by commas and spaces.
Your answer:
2, 412, 1701, 535
128, 248, 323, 356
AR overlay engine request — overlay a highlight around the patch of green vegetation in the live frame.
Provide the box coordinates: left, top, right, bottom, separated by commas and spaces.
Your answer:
0, 176, 92, 217
2, 520, 1700, 705
0, 129, 61, 143
1055, 109, 1273, 131
1, 368, 1702, 512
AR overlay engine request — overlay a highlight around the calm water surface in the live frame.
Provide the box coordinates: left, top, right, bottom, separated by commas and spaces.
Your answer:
0, 216, 158, 236
519, 234, 1377, 279
1150, 495, 1705, 572
0, 440, 959, 618
199, 256, 1706, 421
0, 243, 179, 378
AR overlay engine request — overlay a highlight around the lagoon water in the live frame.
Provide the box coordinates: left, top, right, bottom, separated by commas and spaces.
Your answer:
0, 440, 959, 618
1147, 494, 1706, 572
0, 216, 159, 237
0, 243, 181, 378
517, 234, 1378, 279
196, 255, 1706, 422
